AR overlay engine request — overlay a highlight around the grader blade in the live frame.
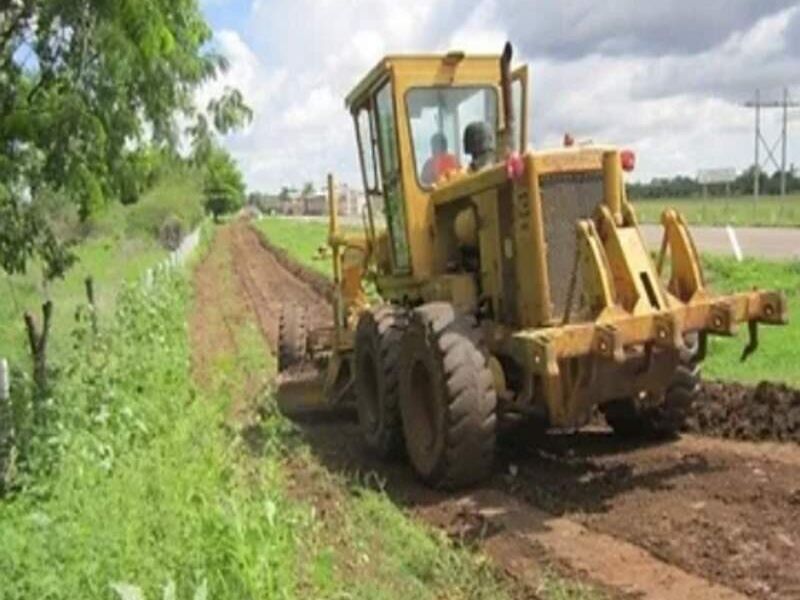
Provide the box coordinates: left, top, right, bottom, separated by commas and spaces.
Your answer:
275, 368, 328, 419
275, 357, 356, 421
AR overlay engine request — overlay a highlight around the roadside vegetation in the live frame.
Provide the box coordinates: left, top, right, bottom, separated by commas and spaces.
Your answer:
255, 216, 800, 386
633, 194, 800, 227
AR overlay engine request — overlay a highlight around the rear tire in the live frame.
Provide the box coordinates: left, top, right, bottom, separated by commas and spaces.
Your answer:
278, 305, 307, 372
398, 303, 497, 489
354, 306, 407, 459
603, 337, 701, 437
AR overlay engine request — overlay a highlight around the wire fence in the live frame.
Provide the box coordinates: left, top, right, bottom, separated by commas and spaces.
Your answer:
1, 224, 204, 402
143, 224, 202, 288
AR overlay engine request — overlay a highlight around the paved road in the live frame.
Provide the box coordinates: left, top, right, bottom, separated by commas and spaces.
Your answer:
265, 215, 799, 261
640, 225, 799, 260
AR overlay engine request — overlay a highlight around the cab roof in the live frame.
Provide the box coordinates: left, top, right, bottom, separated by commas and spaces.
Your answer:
344, 52, 503, 113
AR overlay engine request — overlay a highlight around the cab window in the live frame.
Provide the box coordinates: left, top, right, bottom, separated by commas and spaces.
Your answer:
356, 107, 379, 193
406, 86, 498, 188
375, 81, 410, 271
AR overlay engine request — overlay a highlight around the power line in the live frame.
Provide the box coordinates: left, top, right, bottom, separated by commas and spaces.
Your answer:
743, 88, 800, 199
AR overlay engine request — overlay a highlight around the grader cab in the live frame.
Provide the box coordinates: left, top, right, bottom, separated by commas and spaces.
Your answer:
277, 44, 787, 488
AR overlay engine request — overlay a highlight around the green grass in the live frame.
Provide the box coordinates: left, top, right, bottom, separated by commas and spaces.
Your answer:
0, 236, 165, 366
253, 216, 363, 278
702, 256, 800, 385
633, 194, 800, 227
0, 170, 205, 369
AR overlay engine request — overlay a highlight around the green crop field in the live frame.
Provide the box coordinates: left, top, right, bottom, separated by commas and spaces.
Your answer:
255, 217, 800, 386
632, 194, 800, 227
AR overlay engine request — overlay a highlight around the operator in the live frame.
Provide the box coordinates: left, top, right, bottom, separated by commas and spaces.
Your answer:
420, 132, 459, 185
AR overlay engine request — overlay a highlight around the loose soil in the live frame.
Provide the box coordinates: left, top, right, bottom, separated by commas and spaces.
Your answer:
690, 381, 800, 443
198, 220, 800, 600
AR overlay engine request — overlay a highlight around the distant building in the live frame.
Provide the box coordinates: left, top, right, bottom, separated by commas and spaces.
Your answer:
337, 183, 366, 217
304, 192, 328, 215
271, 182, 367, 217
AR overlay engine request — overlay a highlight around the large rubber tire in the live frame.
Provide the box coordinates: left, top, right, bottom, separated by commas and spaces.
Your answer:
603, 338, 701, 437
278, 305, 307, 372
398, 303, 497, 489
354, 306, 407, 459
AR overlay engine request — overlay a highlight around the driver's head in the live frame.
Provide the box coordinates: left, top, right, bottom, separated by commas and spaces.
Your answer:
430, 132, 448, 155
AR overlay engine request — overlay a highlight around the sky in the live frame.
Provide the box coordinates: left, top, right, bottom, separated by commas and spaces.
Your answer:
198, 0, 800, 192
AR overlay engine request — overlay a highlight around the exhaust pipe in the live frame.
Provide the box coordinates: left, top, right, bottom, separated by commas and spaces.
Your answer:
500, 41, 514, 154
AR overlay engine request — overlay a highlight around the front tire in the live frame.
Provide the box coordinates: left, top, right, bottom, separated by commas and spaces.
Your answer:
398, 303, 497, 489
354, 307, 407, 459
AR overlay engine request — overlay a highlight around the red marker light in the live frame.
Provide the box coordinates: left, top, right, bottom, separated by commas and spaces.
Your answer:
621, 149, 636, 172
505, 152, 524, 181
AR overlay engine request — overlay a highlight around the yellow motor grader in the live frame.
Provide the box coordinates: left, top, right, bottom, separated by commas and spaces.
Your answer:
277, 44, 787, 488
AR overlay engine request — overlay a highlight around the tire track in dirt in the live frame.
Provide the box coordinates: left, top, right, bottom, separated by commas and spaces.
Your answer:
226, 220, 800, 600
227, 221, 330, 351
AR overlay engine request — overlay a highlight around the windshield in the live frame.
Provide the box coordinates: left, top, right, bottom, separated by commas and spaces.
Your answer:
406, 86, 498, 188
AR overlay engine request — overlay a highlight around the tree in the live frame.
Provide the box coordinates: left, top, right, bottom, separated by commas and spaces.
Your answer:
203, 148, 245, 221
0, 0, 249, 393
0, 0, 246, 278
301, 181, 315, 198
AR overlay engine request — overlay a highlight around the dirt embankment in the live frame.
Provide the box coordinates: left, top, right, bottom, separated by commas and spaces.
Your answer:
218, 220, 800, 600
690, 381, 800, 443
228, 222, 331, 350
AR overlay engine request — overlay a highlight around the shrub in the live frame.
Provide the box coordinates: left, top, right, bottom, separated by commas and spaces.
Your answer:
158, 215, 185, 250
126, 170, 204, 240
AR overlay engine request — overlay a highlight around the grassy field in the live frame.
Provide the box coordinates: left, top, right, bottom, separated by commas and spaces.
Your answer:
701, 257, 799, 385
252, 216, 341, 277
632, 194, 800, 227
255, 216, 800, 386
0, 171, 204, 367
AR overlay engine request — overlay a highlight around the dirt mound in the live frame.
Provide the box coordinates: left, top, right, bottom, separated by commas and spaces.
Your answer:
249, 223, 335, 304
689, 381, 800, 443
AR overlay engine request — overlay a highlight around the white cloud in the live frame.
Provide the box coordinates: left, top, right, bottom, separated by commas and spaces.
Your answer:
204, 2, 800, 191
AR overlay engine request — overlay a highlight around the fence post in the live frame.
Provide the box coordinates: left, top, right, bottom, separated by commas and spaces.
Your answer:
85, 276, 97, 333
0, 358, 8, 402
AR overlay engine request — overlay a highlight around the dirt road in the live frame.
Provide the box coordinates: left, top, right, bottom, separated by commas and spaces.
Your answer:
214, 221, 800, 599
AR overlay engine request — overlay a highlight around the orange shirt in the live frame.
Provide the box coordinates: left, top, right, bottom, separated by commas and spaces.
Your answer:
422, 153, 460, 185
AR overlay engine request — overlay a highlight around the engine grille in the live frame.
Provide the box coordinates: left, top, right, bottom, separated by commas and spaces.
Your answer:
539, 172, 605, 321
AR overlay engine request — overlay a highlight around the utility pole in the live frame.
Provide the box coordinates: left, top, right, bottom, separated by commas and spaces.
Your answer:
754, 89, 760, 199
781, 87, 788, 197
744, 88, 799, 200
